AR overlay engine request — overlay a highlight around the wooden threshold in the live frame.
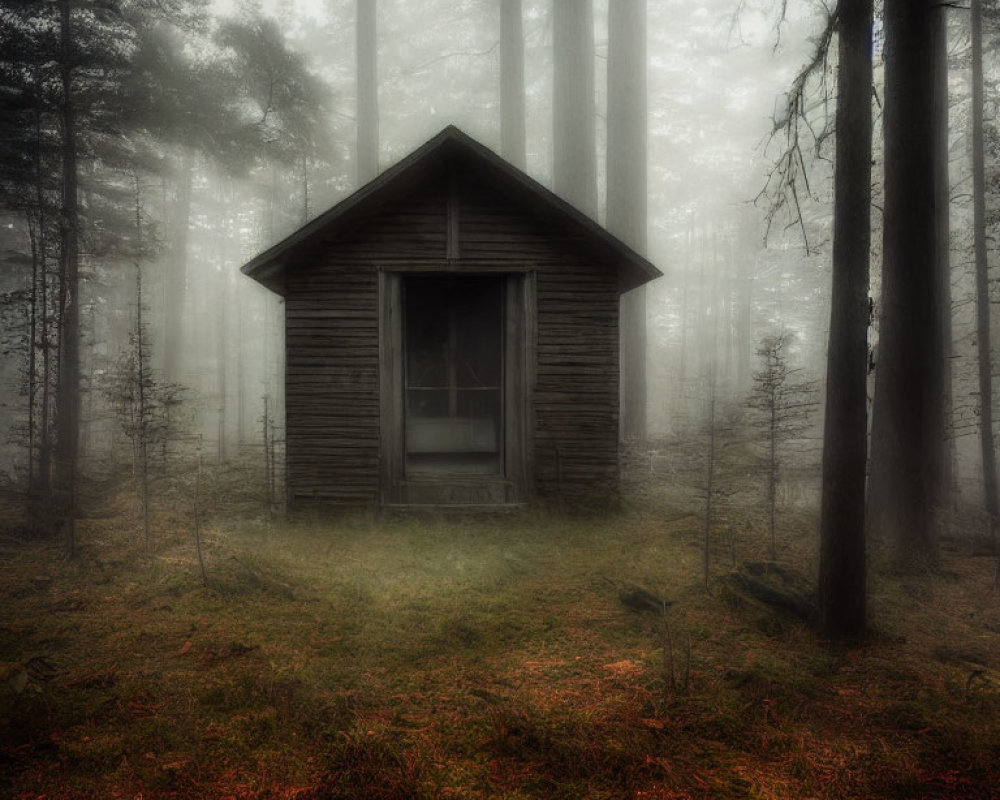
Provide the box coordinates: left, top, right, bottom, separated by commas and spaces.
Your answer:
379, 502, 527, 517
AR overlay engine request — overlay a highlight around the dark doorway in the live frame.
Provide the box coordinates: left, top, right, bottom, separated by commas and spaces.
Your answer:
403, 276, 503, 474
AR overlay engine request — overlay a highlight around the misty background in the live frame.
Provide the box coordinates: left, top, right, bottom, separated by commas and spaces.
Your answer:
0, 0, 993, 509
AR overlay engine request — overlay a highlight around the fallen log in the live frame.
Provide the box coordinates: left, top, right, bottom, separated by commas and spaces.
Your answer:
718, 561, 817, 625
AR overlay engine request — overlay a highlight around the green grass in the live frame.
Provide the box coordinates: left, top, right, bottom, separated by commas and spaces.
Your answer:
1, 484, 999, 799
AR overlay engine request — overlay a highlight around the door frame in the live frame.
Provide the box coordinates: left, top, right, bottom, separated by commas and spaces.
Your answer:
378, 267, 534, 508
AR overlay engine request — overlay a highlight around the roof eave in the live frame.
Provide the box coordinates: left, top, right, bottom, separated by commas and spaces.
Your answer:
240, 125, 663, 296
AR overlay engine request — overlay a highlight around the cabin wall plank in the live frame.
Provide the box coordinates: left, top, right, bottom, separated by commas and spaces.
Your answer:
284, 189, 446, 507
283, 167, 621, 510
460, 175, 620, 505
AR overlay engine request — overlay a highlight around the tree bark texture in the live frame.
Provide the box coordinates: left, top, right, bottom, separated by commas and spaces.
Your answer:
27, 220, 39, 496
818, 0, 871, 638
971, 0, 999, 532
608, 0, 648, 442
552, 0, 596, 217
933, 4, 954, 507
135, 265, 152, 555
55, 0, 80, 552
867, 0, 943, 565
29, 86, 51, 502
356, 0, 379, 185
500, 0, 526, 169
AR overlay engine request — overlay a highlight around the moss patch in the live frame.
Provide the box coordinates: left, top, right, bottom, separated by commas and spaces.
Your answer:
1, 488, 999, 799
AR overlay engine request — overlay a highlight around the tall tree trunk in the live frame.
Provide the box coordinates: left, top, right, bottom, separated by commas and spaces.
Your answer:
356, 0, 379, 185
38, 219, 52, 504
867, 0, 942, 565
55, 0, 80, 553
135, 264, 151, 555
27, 217, 39, 497
818, 0, 872, 638
736, 216, 755, 391
237, 276, 247, 447
217, 267, 230, 463
162, 152, 193, 384
934, 4, 954, 510
608, 0, 648, 442
698, 226, 708, 384
131, 173, 150, 522
552, 0, 596, 217
972, 0, 999, 540
677, 226, 691, 405
768, 382, 778, 559
703, 374, 716, 589
702, 252, 722, 588
29, 68, 51, 504
500, 0, 526, 169
722, 246, 735, 389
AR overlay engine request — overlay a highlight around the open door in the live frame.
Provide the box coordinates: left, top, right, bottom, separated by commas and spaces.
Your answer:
379, 271, 530, 508
404, 276, 503, 475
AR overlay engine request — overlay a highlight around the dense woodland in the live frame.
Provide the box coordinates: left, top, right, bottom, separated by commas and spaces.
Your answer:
4, 0, 1000, 621
2, 1, 1000, 796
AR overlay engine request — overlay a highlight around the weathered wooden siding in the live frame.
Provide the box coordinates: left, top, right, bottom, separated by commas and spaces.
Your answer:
284, 186, 447, 506
459, 173, 620, 504
283, 165, 620, 510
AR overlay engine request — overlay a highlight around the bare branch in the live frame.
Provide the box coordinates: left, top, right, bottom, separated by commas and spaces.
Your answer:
400, 41, 500, 78
755, 6, 839, 251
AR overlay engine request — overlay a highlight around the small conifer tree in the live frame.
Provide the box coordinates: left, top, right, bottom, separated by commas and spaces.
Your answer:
749, 332, 819, 558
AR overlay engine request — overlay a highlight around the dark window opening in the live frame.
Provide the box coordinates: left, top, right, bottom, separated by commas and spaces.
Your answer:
404, 276, 503, 474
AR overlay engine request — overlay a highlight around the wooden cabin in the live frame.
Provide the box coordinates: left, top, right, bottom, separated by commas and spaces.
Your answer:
241, 126, 661, 513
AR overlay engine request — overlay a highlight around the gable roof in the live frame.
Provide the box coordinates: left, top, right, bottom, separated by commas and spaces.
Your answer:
241, 125, 662, 295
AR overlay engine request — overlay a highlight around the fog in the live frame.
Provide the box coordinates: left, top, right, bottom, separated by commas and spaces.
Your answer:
0, 0, 827, 474
4, 2, 1000, 796
1, 0, 995, 519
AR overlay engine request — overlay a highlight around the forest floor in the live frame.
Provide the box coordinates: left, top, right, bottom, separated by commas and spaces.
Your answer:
1, 467, 1000, 799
